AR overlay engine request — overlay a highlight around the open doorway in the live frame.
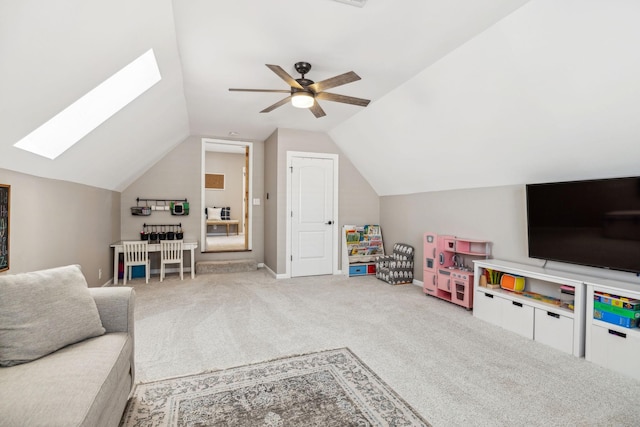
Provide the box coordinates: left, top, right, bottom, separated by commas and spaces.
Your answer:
201, 139, 252, 253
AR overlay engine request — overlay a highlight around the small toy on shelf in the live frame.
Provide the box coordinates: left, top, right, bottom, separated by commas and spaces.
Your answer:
484, 268, 503, 286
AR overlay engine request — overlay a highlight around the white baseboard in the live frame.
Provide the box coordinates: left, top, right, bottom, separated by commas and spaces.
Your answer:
412, 279, 423, 288
264, 264, 289, 279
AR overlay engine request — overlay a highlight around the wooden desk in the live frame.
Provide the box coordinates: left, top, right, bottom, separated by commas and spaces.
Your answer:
206, 219, 239, 236
111, 240, 198, 285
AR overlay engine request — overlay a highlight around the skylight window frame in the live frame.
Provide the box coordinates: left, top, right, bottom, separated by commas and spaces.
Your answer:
13, 49, 161, 160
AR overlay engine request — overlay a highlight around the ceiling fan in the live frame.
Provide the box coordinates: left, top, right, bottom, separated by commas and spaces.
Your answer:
229, 62, 370, 118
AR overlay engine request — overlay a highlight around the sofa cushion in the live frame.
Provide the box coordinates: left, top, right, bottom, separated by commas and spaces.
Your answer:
0, 264, 105, 367
0, 332, 132, 427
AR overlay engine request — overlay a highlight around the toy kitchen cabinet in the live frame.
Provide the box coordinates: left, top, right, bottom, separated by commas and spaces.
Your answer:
423, 232, 490, 309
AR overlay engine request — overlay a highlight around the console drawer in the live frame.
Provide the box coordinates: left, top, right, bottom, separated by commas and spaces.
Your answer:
590, 323, 640, 381
534, 308, 573, 354
500, 298, 534, 339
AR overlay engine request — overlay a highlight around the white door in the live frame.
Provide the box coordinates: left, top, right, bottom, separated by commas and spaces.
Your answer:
291, 156, 334, 277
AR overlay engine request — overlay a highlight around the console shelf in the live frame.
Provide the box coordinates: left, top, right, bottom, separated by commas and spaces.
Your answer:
473, 259, 585, 357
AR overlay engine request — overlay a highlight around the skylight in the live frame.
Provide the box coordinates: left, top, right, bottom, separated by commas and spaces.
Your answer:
14, 49, 161, 159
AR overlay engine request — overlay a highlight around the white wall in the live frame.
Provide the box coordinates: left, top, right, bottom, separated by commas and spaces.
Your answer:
380, 184, 640, 284
269, 128, 379, 275
0, 168, 120, 286
264, 131, 278, 271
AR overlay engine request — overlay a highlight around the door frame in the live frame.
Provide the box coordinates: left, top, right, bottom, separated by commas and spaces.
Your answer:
286, 151, 339, 278
201, 138, 253, 252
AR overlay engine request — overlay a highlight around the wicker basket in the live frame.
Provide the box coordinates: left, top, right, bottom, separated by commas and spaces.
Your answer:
131, 206, 151, 216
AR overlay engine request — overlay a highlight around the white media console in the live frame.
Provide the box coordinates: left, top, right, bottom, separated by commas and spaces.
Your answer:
473, 259, 640, 380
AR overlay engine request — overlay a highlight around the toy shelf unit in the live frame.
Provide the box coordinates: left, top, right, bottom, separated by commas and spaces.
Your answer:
584, 278, 640, 381
342, 225, 384, 277
473, 259, 586, 357
423, 232, 490, 309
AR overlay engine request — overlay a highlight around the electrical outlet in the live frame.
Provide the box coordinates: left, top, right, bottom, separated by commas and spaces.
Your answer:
98, 268, 102, 279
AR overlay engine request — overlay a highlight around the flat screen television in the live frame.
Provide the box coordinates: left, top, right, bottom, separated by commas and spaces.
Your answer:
526, 176, 640, 274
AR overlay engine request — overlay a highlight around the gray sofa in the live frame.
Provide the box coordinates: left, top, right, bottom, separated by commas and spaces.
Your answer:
0, 265, 135, 427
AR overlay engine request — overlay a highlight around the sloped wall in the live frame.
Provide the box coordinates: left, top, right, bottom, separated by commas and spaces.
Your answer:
331, 1, 640, 196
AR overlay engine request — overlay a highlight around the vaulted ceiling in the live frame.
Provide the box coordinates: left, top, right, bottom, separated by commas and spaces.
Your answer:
2, 1, 639, 195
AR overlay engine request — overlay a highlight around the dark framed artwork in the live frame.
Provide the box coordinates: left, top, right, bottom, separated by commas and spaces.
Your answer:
0, 184, 9, 272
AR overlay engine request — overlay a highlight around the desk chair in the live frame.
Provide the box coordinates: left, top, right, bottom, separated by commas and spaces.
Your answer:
160, 240, 183, 282
123, 241, 149, 284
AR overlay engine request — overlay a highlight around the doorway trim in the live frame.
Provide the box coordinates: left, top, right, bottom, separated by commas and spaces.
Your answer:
201, 138, 253, 253
286, 151, 339, 278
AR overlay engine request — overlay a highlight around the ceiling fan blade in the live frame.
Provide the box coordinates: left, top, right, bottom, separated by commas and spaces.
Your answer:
260, 96, 292, 113
229, 88, 291, 93
316, 92, 370, 107
266, 64, 303, 89
308, 71, 361, 93
309, 101, 326, 118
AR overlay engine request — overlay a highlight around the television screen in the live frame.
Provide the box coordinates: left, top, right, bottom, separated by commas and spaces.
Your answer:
526, 176, 640, 274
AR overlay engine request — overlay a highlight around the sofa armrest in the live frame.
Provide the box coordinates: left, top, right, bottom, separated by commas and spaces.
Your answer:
89, 286, 136, 389
89, 287, 135, 336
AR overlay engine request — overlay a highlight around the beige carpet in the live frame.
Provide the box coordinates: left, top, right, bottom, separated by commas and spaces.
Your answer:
125, 270, 640, 426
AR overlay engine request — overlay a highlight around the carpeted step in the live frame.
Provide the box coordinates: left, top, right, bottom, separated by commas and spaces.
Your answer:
196, 259, 257, 275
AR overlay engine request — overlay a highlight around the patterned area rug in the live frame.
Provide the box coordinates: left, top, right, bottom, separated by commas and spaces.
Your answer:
120, 348, 430, 426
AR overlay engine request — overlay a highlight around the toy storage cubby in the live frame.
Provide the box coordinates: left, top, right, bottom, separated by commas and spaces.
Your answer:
342, 225, 384, 277
473, 259, 586, 357
584, 278, 640, 381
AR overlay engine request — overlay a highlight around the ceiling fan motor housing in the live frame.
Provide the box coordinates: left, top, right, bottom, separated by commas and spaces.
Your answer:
293, 78, 314, 94
294, 62, 312, 77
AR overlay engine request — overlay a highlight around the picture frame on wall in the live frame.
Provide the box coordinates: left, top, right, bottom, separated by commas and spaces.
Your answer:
205, 173, 225, 190
0, 184, 9, 272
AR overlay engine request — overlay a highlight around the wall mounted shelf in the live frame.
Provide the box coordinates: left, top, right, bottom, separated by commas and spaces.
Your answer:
131, 197, 189, 216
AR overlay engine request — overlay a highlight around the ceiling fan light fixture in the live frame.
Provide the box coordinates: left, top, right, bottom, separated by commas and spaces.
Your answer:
291, 91, 314, 108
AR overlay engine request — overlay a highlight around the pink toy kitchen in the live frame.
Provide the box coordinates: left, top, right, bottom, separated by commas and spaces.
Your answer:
423, 232, 491, 309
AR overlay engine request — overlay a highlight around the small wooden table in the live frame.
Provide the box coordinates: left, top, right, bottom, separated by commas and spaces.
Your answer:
206, 219, 239, 236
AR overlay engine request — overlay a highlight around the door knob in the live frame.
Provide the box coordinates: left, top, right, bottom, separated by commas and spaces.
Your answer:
325, 220, 333, 225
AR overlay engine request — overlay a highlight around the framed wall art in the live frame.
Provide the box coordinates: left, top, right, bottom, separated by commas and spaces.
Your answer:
205, 173, 225, 190
0, 184, 9, 272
